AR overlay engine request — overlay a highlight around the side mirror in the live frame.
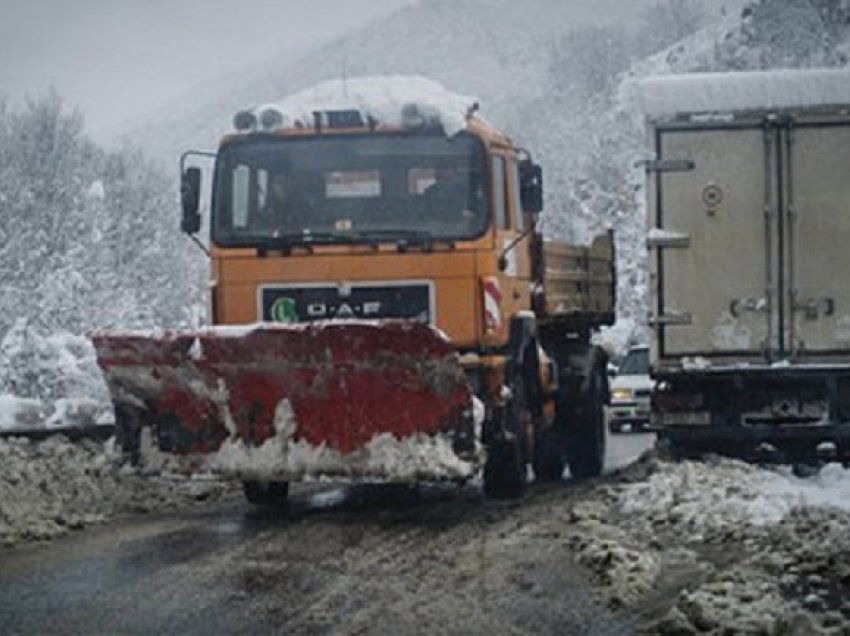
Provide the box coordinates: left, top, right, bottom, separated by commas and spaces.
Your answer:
181, 167, 202, 235
607, 363, 618, 378
519, 159, 543, 214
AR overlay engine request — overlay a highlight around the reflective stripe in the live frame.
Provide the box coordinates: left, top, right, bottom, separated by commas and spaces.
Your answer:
482, 277, 502, 333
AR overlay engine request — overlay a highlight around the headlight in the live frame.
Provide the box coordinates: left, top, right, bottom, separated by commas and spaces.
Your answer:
610, 388, 633, 402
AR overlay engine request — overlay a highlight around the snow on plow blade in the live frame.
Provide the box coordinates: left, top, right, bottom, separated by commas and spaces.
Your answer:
91, 322, 479, 482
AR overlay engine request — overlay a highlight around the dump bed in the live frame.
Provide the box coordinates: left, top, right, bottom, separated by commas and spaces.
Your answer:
641, 69, 850, 370
540, 231, 615, 325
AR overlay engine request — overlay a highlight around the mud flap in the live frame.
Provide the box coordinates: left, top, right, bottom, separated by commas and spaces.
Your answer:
91, 321, 479, 481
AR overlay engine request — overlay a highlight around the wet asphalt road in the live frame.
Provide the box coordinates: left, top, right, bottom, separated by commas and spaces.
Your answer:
0, 433, 655, 635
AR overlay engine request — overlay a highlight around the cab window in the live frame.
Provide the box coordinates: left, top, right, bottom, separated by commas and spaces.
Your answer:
508, 160, 524, 232
491, 156, 508, 230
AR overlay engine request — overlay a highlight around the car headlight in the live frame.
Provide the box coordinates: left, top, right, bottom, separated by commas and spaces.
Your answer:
610, 388, 633, 402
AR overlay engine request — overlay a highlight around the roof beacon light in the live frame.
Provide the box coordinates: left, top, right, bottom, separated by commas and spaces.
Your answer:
401, 103, 424, 128
260, 107, 284, 130
401, 102, 442, 132
233, 110, 257, 131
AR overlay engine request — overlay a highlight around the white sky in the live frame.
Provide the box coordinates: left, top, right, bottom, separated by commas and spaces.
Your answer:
0, 0, 419, 141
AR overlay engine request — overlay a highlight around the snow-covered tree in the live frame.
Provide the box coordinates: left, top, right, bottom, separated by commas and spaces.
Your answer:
633, 0, 708, 57
549, 25, 633, 98
717, 0, 850, 69
0, 92, 205, 338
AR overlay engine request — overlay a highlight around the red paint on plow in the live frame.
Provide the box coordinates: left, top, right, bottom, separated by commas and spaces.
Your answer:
91, 322, 472, 457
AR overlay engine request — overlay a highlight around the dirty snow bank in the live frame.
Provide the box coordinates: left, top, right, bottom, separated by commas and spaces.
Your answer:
620, 458, 850, 536
0, 436, 229, 548
562, 456, 850, 633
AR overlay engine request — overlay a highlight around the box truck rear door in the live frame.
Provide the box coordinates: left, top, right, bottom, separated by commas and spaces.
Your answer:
784, 119, 850, 360
651, 124, 778, 362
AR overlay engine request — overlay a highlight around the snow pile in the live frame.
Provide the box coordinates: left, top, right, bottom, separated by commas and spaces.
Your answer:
0, 321, 112, 431
619, 457, 850, 540
0, 436, 228, 548
637, 67, 850, 117
253, 76, 479, 136
0, 395, 47, 431
558, 455, 850, 632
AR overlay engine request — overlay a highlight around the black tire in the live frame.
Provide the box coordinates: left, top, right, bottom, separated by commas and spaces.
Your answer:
114, 404, 143, 467
532, 429, 566, 482
483, 437, 527, 499
242, 480, 290, 506
566, 362, 607, 480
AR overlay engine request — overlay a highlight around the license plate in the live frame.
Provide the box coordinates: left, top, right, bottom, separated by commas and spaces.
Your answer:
654, 411, 710, 426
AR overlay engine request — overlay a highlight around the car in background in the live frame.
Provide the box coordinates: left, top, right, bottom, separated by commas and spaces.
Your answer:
606, 345, 653, 433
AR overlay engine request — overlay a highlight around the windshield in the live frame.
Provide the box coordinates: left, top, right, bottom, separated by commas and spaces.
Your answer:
619, 348, 649, 375
211, 132, 488, 247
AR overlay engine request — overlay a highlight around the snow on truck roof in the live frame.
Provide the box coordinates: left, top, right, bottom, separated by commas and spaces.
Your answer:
245, 76, 480, 136
636, 67, 850, 116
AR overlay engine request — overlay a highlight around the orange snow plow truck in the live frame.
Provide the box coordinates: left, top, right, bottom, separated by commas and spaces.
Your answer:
92, 78, 615, 501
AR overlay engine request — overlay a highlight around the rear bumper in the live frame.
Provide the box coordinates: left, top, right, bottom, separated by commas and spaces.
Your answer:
657, 423, 850, 461
652, 366, 850, 460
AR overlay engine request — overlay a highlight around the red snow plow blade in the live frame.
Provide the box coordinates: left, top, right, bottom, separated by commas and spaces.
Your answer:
91, 321, 478, 481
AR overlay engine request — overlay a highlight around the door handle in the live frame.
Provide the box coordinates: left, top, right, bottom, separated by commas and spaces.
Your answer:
729, 297, 769, 318
792, 297, 835, 320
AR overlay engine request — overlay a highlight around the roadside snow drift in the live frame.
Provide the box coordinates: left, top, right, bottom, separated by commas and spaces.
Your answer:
0, 436, 227, 548
565, 455, 850, 633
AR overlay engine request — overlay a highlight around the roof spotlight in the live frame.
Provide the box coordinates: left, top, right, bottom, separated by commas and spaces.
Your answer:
233, 110, 257, 131
260, 108, 284, 130
401, 103, 423, 127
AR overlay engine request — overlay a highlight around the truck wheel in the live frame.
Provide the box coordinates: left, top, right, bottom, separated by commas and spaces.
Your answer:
242, 480, 290, 506
533, 430, 566, 482
483, 437, 526, 499
566, 364, 607, 480
114, 404, 143, 467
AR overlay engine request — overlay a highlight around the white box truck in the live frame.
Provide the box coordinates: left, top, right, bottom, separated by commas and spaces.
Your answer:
638, 68, 850, 464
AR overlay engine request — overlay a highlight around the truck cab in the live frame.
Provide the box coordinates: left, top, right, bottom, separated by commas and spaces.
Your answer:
187, 105, 535, 352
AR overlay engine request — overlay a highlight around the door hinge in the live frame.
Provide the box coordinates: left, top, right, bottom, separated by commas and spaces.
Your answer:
647, 229, 691, 249
637, 159, 696, 173
649, 311, 693, 326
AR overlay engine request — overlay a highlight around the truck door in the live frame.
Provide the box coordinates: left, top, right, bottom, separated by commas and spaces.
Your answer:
652, 115, 850, 364
785, 119, 850, 360
651, 123, 779, 361
492, 154, 531, 319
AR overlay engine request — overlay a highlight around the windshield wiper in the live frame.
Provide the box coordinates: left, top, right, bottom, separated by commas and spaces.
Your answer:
255, 230, 376, 255
358, 229, 456, 252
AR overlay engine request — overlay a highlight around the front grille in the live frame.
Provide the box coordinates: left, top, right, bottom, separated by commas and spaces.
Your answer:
261, 282, 432, 324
